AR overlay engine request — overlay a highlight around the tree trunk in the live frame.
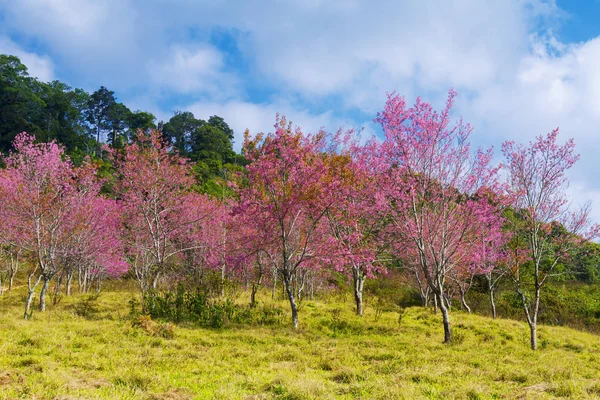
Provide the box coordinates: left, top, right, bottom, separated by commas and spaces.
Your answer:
297, 270, 306, 303
283, 272, 299, 329
8, 253, 18, 291
79, 268, 88, 293
53, 272, 63, 306
250, 265, 263, 308
529, 322, 537, 350
489, 287, 497, 319
66, 271, 73, 296
415, 270, 429, 307
444, 293, 452, 311
438, 292, 452, 344
221, 264, 226, 298
272, 267, 277, 300
39, 277, 50, 311
24, 289, 36, 319
433, 294, 438, 314
419, 287, 430, 307
353, 270, 365, 316
151, 271, 160, 290
24, 273, 42, 320
517, 285, 540, 350
250, 284, 259, 308
458, 286, 471, 314
529, 288, 541, 350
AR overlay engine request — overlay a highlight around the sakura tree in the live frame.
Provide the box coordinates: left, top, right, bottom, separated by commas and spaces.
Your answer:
111, 130, 213, 299
502, 129, 599, 350
324, 138, 389, 316
67, 197, 127, 295
226, 211, 271, 307
0, 133, 111, 317
377, 90, 501, 343
179, 197, 234, 296
451, 193, 507, 315
236, 117, 341, 328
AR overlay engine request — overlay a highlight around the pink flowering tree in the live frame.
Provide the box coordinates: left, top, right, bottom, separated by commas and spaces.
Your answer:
236, 117, 341, 329
476, 215, 508, 319
65, 197, 127, 295
110, 130, 213, 300
225, 211, 271, 306
450, 192, 507, 314
0, 133, 113, 318
502, 129, 600, 350
325, 138, 389, 316
180, 197, 234, 296
377, 90, 501, 343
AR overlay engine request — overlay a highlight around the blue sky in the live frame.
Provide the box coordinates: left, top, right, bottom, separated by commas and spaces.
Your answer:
1, 0, 600, 218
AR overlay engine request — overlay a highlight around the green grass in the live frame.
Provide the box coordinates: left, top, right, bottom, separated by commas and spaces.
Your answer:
1, 282, 600, 399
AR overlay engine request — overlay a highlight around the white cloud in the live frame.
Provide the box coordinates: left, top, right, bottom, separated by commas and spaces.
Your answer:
449, 32, 600, 223
0, 0, 534, 99
460, 34, 600, 172
0, 0, 139, 88
0, 36, 54, 81
148, 45, 236, 97
212, 0, 533, 111
567, 182, 600, 228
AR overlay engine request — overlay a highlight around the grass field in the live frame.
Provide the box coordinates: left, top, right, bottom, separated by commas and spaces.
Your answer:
1, 282, 600, 399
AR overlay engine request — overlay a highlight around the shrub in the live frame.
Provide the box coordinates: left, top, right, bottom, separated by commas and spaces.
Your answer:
132, 315, 175, 339
141, 288, 284, 328
72, 294, 100, 318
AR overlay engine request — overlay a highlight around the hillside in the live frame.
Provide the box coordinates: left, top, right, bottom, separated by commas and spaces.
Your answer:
1, 283, 599, 399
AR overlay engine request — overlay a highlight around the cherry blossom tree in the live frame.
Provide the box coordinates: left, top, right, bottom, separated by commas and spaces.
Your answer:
325, 138, 389, 316
111, 130, 213, 300
377, 90, 501, 343
451, 193, 507, 315
0, 133, 117, 317
236, 117, 341, 328
63, 197, 127, 296
179, 197, 234, 295
502, 129, 599, 350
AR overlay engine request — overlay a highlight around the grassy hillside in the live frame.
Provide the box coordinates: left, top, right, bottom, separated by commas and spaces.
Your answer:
1, 283, 600, 399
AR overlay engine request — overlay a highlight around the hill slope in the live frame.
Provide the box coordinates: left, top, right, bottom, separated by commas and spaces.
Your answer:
1, 285, 600, 399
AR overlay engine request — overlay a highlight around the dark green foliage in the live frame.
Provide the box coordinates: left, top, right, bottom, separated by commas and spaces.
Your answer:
570, 242, 600, 283
158, 109, 242, 195
84, 86, 133, 147
0, 55, 48, 151
208, 115, 234, 141
160, 110, 202, 156
142, 285, 285, 328
72, 294, 100, 319
127, 111, 156, 134
468, 282, 600, 332
190, 123, 235, 164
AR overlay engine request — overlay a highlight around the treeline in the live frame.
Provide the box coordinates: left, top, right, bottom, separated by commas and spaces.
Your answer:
2, 55, 600, 352
0, 54, 242, 195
